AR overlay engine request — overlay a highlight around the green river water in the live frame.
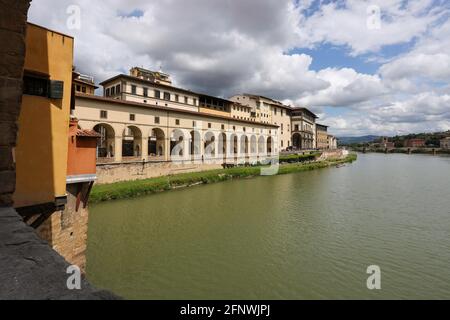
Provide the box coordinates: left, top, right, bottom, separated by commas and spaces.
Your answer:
86, 153, 450, 299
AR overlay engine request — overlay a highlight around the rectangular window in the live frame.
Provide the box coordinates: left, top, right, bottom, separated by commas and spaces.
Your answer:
131, 85, 137, 95
111, 86, 115, 95
193, 98, 197, 106
155, 90, 161, 99
130, 114, 135, 121
175, 94, 179, 102
164, 92, 171, 101
281, 140, 284, 147
176, 119, 180, 125
81, 86, 86, 93
208, 123, 212, 129
221, 124, 225, 130
23, 75, 48, 97
295, 125, 299, 131
116, 84, 121, 94
143, 87, 148, 97
193, 121, 196, 127
76, 85, 81, 92
184, 96, 188, 104
100, 110, 108, 119
105, 88, 110, 96
155, 116, 160, 124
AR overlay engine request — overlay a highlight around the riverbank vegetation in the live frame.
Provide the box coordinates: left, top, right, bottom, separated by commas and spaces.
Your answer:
351, 147, 450, 155
343, 130, 450, 150
90, 154, 357, 203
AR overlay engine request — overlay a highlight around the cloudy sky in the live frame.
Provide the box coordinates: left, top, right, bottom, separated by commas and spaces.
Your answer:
29, 0, 450, 137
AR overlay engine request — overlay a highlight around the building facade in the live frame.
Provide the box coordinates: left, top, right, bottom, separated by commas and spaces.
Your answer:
74, 72, 98, 95
291, 108, 317, 150
75, 67, 337, 164
316, 124, 329, 150
328, 135, 338, 149
101, 69, 200, 112
229, 94, 292, 150
441, 137, 450, 149
403, 139, 426, 148
75, 94, 279, 165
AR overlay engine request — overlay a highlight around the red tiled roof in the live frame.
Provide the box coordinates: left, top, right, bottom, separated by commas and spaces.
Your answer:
76, 129, 101, 138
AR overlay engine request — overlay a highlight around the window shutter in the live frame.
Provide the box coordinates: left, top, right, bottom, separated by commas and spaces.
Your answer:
48, 80, 64, 99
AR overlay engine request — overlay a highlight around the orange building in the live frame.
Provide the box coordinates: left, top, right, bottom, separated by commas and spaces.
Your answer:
14, 23, 99, 270
67, 118, 99, 180
404, 139, 426, 148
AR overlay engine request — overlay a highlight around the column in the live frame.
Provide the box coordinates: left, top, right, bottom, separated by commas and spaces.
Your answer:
141, 136, 148, 162
164, 137, 170, 161
114, 136, 122, 163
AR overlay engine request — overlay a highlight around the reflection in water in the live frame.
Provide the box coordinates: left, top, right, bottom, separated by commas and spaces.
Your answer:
87, 153, 450, 299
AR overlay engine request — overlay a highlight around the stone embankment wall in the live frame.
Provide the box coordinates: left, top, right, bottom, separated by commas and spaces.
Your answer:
36, 184, 89, 271
96, 161, 223, 185
317, 149, 349, 161
97, 150, 351, 185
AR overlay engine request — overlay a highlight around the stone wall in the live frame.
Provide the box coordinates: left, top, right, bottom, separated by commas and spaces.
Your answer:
97, 161, 224, 185
0, 207, 118, 299
317, 149, 348, 161
0, 0, 31, 206
36, 184, 90, 271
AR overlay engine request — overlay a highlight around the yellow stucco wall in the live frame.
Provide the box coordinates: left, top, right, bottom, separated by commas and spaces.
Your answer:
14, 23, 73, 207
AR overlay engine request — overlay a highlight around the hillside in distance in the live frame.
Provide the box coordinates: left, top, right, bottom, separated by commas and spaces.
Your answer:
337, 135, 380, 145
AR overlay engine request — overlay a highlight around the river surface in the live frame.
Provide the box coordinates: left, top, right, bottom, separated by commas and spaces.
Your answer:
87, 153, 450, 299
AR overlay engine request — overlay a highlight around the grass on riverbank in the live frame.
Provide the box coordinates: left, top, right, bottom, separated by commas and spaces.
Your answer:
90, 153, 357, 203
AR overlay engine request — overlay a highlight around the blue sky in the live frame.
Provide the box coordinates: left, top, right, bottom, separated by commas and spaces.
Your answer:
28, 0, 450, 136
290, 44, 381, 74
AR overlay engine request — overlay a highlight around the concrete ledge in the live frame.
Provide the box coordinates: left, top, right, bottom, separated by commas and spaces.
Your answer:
0, 207, 119, 300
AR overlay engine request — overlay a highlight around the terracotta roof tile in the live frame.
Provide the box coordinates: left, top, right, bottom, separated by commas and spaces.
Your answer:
76, 129, 101, 138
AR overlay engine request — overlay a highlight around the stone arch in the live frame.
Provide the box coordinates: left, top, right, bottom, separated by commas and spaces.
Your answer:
170, 129, 186, 158
122, 125, 142, 157
258, 136, 266, 155
250, 135, 257, 155
230, 134, 239, 156
93, 123, 116, 158
149, 128, 165, 158
204, 131, 216, 158
240, 135, 249, 155
218, 132, 227, 162
292, 133, 301, 150
267, 136, 274, 155
190, 130, 202, 157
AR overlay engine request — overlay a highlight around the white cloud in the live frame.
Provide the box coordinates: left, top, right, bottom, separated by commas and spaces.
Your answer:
297, 0, 445, 56
380, 53, 450, 81
295, 68, 386, 107
27, 0, 450, 136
